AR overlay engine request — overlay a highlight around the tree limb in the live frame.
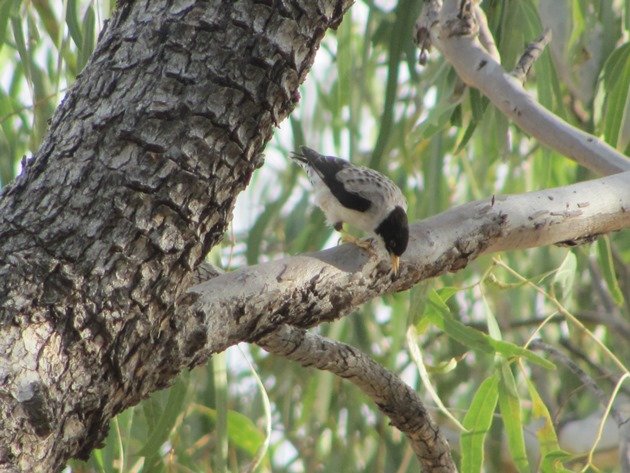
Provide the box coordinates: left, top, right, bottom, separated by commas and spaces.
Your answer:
512, 28, 552, 83
188, 171, 630, 353
258, 326, 457, 472
416, 0, 630, 176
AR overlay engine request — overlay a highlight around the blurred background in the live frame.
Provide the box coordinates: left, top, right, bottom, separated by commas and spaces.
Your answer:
1, 0, 629, 471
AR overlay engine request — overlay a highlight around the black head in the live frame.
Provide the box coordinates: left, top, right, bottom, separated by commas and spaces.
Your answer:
375, 206, 409, 256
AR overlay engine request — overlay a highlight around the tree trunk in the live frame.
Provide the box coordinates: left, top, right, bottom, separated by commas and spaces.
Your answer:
0, 1, 351, 470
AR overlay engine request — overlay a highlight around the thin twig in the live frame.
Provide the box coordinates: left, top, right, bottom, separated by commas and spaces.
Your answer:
472, 2, 500, 62
560, 339, 630, 399
512, 28, 552, 83
494, 257, 629, 374
529, 340, 625, 426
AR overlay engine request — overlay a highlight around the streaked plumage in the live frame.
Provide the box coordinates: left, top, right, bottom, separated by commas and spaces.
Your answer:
291, 146, 409, 274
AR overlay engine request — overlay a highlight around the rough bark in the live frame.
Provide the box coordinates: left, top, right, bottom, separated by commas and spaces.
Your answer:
259, 326, 457, 472
0, 1, 352, 471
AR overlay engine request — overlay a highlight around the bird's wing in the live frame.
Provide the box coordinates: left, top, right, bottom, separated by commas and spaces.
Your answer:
336, 166, 405, 210
292, 147, 372, 212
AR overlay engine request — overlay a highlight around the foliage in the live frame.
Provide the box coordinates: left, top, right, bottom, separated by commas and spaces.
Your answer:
2, 0, 629, 472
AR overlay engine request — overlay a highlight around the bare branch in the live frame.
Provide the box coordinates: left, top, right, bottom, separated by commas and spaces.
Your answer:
420, 0, 630, 176
529, 340, 625, 426
473, 2, 499, 62
188, 171, 630, 354
512, 28, 552, 83
530, 341, 630, 469
559, 339, 630, 398
258, 325, 457, 472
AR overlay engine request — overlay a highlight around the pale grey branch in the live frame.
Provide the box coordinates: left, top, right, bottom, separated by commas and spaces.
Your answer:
473, 2, 499, 62
190, 171, 630, 353
421, 0, 630, 176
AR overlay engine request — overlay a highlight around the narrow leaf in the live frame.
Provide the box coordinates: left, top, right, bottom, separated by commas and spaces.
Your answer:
498, 363, 529, 473
407, 324, 467, 431
551, 251, 577, 302
138, 377, 188, 457
197, 407, 265, 456
32, 0, 59, 46
426, 290, 554, 369
600, 43, 630, 149
11, 17, 31, 83
461, 373, 500, 473
370, 0, 420, 169
78, 5, 95, 71
0, 0, 12, 55
596, 236, 624, 305
65, 0, 83, 48
239, 346, 272, 472
524, 376, 564, 469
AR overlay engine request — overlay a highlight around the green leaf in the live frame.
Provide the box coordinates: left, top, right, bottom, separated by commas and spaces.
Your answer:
469, 88, 488, 123
137, 377, 189, 458
0, 0, 13, 55
335, 10, 352, 111
11, 17, 31, 83
498, 363, 529, 473
551, 251, 577, 302
246, 198, 284, 264
599, 43, 630, 149
481, 292, 501, 341
196, 406, 266, 456
32, 0, 59, 46
520, 1, 564, 117
408, 283, 428, 328
456, 120, 478, 154
65, 0, 83, 48
596, 236, 624, 306
78, 4, 95, 71
29, 60, 53, 150
213, 352, 228, 473
414, 101, 459, 141
455, 89, 490, 153
239, 346, 272, 472
425, 290, 554, 369
490, 339, 555, 369
539, 450, 575, 473
460, 373, 499, 473
370, 0, 420, 170
524, 377, 561, 461
407, 324, 467, 432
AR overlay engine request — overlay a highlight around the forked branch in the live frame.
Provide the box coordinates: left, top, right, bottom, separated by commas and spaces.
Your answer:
416, 0, 630, 176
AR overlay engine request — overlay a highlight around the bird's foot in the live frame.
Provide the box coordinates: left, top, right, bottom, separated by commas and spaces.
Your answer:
340, 234, 378, 256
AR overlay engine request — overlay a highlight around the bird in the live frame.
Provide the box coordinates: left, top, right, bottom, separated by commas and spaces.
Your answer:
290, 146, 409, 275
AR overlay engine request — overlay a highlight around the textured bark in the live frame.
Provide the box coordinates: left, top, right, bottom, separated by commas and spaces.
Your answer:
0, 1, 351, 471
259, 326, 457, 472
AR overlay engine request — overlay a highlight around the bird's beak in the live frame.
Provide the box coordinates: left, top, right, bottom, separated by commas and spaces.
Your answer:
390, 255, 400, 275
